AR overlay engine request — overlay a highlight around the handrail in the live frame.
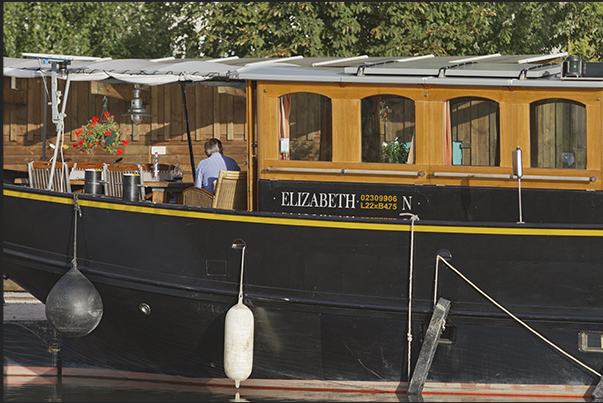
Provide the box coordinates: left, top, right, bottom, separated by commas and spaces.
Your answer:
432, 171, 596, 182
343, 168, 425, 177
521, 174, 596, 183
432, 172, 514, 179
267, 167, 341, 174
266, 167, 596, 182
267, 166, 425, 177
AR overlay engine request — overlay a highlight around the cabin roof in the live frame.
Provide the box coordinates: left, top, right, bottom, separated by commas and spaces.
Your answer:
4, 53, 603, 89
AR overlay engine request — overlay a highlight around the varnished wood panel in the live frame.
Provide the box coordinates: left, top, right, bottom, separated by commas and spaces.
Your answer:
332, 99, 360, 162
26, 78, 41, 142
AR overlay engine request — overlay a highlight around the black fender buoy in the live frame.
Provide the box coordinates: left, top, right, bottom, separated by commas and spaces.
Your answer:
45, 267, 103, 337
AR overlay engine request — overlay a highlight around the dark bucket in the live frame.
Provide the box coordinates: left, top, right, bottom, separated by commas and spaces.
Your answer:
122, 173, 141, 202
84, 169, 102, 195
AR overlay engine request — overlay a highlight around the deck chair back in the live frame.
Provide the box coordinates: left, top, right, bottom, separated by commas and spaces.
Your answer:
182, 186, 215, 208
27, 161, 71, 192
70, 162, 105, 181
213, 170, 247, 210
182, 170, 247, 210
103, 163, 144, 199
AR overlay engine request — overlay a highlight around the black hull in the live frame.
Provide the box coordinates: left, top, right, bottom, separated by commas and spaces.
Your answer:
4, 184, 603, 396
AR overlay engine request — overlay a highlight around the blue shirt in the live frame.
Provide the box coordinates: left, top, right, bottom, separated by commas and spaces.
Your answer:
194, 153, 240, 193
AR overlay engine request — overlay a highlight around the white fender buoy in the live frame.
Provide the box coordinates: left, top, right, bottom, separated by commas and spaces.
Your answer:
224, 239, 254, 388
224, 300, 254, 388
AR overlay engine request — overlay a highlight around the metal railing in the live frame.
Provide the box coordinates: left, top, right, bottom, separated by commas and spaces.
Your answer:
267, 166, 425, 177
432, 171, 596, 183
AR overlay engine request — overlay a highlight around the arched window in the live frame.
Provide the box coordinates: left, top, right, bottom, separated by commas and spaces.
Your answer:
530, 99, 586, 169
361, 95, 415, 164
278, 93, 332, 161
445, 97, 500, 166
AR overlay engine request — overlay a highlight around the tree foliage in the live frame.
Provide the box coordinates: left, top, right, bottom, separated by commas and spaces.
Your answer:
4, 2, 603, 61
181, 2, 603, 61
3, 2, 182, 59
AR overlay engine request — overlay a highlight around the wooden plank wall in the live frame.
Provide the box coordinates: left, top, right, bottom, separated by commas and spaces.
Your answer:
531, 99, 587, 169
3, 78, 247, 182
450, 97, 499, 166
382, 96, 415, 143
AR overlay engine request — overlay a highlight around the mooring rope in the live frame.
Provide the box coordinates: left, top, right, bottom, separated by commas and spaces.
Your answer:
400, 212, 420, 378
434, 255, 601, 378
238, 244, 246, 304
71, 192, 82, 270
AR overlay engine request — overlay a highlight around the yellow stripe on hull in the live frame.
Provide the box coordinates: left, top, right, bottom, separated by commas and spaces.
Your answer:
5, 188, 603, 237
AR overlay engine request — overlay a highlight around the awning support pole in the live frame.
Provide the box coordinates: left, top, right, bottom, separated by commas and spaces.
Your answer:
42, 76, 48, 161
180, 83, 196, 182
48, 62, 71, 190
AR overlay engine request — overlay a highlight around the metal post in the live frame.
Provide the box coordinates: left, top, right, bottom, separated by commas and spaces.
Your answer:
513, 146, 525, 224
48, 62, 71, 191
180, 83, 196, 182
42, 76, 48, 161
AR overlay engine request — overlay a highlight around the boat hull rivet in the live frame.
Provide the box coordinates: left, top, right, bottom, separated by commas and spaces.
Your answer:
139, 303, 151, 315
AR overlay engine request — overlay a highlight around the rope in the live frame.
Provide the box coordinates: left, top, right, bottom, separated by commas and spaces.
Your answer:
37, 59, 51, 100
434, 255, 601, 378
400, 212, 420, 378
238, 245, 246, 304
71, 193, 81, 269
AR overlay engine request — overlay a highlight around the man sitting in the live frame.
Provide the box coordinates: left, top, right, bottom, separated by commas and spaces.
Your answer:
194, 138, 240, 194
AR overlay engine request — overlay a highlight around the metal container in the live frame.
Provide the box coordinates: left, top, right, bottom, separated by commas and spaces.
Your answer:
84, 169, 102, 195
122, 173, 141, 202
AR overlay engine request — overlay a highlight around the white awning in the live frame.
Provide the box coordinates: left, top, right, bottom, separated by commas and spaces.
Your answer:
3, 56, 241, 86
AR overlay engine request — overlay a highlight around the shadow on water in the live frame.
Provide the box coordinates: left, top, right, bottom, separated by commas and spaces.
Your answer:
3, 322, 593, 402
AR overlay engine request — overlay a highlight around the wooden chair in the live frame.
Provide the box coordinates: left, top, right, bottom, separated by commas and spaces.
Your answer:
102, 163, 145, 199
27, 161, 72, 192
182, 186, 216, 208
69, 162, 105, 181
182, 170, 247, 210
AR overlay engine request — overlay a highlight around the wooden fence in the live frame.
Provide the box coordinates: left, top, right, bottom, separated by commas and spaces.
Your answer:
3, 77, 247, 181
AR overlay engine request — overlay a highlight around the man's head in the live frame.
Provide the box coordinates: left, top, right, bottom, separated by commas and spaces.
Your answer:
204, 138, 223, 157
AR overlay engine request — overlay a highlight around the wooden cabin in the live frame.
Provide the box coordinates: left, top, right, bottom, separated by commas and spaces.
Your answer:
3, 77, 247, 182
5, 54, 603, 218
239, 54, 603, 214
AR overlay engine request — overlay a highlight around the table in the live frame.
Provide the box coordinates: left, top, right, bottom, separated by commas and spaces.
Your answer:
144, 181, 194, 204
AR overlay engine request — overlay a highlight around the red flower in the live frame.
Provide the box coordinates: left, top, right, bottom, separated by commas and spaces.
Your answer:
91, 116, 99, 122
105, 131, 111, 136
117, 149, 123, 155
95, 141, 98, 145
91, 122, 97, 126
75, 129, 83, 136
87, 131, 92, 134
103, 112, 109, 118
122, 140, 129, 146
79, 140, 85, 145
73, 143, 78, 148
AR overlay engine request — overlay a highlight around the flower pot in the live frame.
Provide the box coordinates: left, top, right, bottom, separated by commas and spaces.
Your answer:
104, 131, 116, 146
